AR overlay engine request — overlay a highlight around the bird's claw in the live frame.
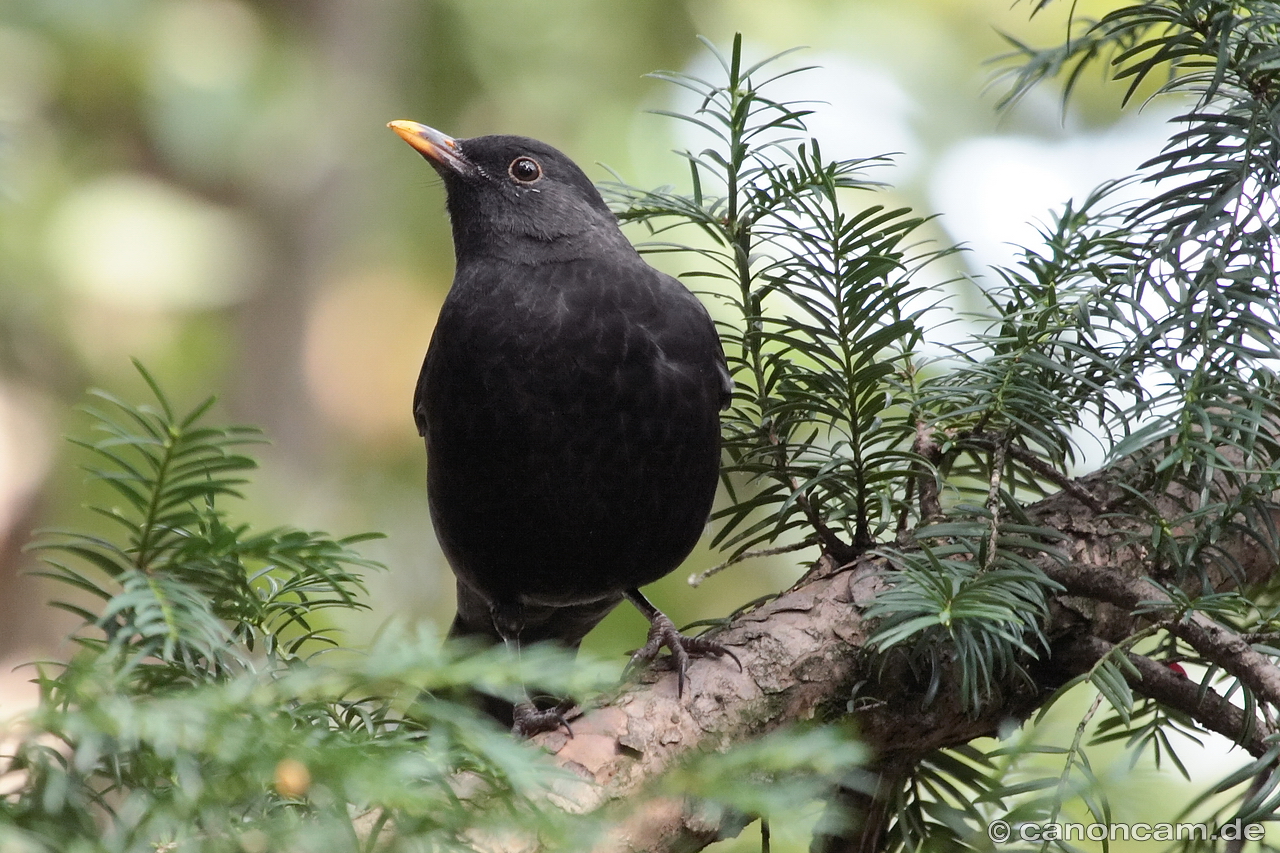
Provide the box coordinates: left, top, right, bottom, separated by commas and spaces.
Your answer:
625, 611, 742, 697
511, 698, 576, 738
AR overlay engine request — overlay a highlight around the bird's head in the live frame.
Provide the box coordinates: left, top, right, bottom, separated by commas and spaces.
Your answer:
388, 120, 628, 263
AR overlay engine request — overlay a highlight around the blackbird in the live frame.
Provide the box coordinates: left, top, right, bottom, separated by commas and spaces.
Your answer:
388, 120, 737, 734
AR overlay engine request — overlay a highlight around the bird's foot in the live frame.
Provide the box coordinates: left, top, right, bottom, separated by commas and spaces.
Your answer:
626, 611, 742, 697
511, 698, 576, 738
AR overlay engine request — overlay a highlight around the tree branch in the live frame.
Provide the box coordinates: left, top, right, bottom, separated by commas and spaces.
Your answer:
1057, 634, 1275, 757
1041, 555, 1280, 708
453, 461, 1280, 853
965, 431, 1105, 514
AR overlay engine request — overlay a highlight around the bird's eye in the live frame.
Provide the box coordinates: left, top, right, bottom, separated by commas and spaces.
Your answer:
508, 156, 542, 183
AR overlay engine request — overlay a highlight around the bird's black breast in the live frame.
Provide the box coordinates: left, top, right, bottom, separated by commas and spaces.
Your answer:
417, 253, 725, 613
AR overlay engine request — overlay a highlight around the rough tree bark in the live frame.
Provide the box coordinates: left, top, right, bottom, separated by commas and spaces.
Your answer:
464, 456, 1280, 853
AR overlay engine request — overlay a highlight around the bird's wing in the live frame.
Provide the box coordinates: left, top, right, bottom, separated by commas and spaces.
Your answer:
645, 269, 732, 409
713, 339, 733, 410
412, 344, 433, 437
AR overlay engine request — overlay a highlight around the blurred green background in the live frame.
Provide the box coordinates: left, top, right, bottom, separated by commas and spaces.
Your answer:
0, 0, 1160, 667
0, 0, 1247, 848
0, 0, 1178, 678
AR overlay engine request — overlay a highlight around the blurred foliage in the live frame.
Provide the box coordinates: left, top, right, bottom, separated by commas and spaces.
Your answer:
0, 363, 864, 852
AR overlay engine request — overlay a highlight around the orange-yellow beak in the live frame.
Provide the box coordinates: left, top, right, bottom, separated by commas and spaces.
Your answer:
387, 120, 475, 177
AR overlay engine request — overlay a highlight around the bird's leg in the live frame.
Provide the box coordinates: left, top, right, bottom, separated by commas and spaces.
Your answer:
511, 697, 576, 738
623, 589, 742, 697
492, 602, 575, 738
